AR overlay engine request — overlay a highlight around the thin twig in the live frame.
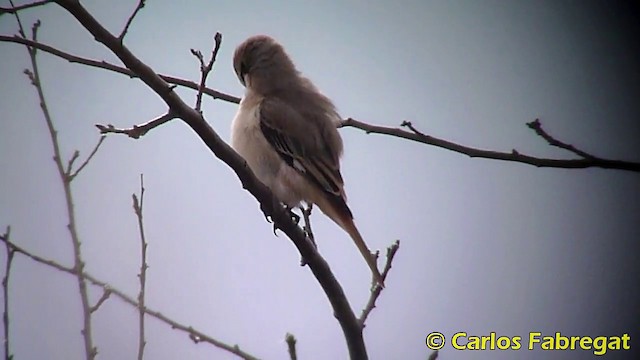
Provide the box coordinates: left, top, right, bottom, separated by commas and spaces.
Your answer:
14, 8, 97, 358
118, 0, 145, 42
339, 118, 640, 173
1, 226, 14, 360
96, 112, 176, 139
526, 119, 596, 159
191, 32, 223, 113
0, 36, 241, 104
0, 0, 53, 15
69, 136, 106, 181
0, 237, 261, 360
132, 174, 148, 360
358, 240, 400, 328
285, 333, 297, 360
65, 150, 80, 176
89, 288, 111, 313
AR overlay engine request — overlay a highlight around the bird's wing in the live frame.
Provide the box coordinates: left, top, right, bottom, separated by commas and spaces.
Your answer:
259, 97, 344, 198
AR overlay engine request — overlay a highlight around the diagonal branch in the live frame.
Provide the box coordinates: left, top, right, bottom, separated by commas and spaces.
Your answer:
358, 240, 399, 327
0, 35, 241, 104
118, 0, 145, 42
525, 119, 595, 159
0, 236, 260, 360
53, 0, 368, 358
339, 118, 640, 173
69, 136, 106, 181
0, 0, 53, 15
89, 288, 111, 313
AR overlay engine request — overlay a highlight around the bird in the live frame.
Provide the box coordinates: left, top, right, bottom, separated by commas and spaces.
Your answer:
230, 35, 384, 287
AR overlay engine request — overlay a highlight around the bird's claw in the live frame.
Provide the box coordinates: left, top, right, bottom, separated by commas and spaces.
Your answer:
259, 202, 273, 223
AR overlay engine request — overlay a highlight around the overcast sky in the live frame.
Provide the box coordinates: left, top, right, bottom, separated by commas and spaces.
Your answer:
1, 1, 639, 359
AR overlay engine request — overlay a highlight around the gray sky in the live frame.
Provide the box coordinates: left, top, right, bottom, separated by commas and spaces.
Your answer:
1, 1, 638, 359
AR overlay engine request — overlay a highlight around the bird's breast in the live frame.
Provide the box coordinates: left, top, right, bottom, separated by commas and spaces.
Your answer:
230, 97, 281, 184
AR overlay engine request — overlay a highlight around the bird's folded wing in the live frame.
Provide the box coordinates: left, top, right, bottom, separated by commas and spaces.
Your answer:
259, 98, 344, 197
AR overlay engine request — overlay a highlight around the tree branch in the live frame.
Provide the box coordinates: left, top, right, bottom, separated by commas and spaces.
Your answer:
285, 333, 297, 360
132, 174, 148, 360
13, 8, 97, 358
191, 32, 222, 113
525, 119, 595, 159
0, 236, 260, 360
52, 0, 368, 357
89, 288, 111, 313
118, 0, 145, 42
0, 35, 241, 104
96, 112, 176, 139
358, 240, 399, 327
339, 118, 640, 173
1, 226, 14, 360
69, 136, 106, 181
0, 0, 53, 16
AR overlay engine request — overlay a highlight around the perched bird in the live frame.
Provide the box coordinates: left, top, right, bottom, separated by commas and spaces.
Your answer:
230, 35, 384, 286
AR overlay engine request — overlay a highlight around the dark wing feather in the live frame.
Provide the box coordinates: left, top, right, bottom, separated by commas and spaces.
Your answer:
259, 98, 347, 201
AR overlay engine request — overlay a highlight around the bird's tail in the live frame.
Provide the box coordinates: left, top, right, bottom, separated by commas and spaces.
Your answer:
315, 195, 385, 287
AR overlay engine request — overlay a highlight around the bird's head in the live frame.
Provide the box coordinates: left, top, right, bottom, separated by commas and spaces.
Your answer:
233, 35, 297, 91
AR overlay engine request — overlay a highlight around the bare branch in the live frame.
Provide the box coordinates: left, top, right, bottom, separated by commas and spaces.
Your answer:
0, 36, 241, 104
132, 174, 148, 360
192, 32, 223, 113
428, 350, 439, 360
0, 0, 53, 16
339, 118, 640, 173
526, 119, 595, 159
285, 333, 297, 360
14, 8, 97, 358
2, 226, 14, 360
8, 0, 27, 39
358, 240, 400, 327
96, 112, 176, 139
69, 136, 107, 181
53, 0, 368, 357
89, 288, 111, 313
118, 0, 145, 42
1, 236, 73, 275
65, 150, 80, 176
0, 237, 260, 360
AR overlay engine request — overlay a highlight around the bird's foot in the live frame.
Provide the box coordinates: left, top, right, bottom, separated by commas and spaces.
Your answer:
259, 202, 273, 224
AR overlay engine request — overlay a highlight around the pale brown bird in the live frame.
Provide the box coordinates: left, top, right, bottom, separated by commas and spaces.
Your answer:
230, 35, 384, 286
